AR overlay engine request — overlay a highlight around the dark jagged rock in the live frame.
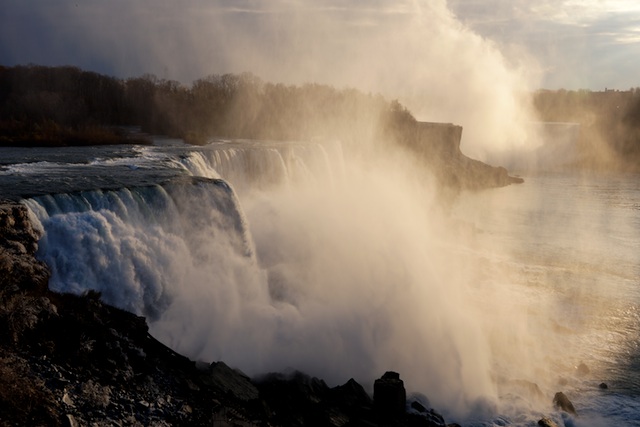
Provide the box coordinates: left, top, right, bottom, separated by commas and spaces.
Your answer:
332, 377, 373, 409
254, 370, 335, 426
407, 393, 448, 427
599, 382, 608, 389
374, 371, 407, 419
538, 417, 560, 427
411, 400, 428, 413
416, 408, 446, 427
254, 370, 452, 427
204, 361, 259, 402
553, 391, 577, 416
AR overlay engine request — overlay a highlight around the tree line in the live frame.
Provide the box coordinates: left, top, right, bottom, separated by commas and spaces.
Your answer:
3, 64, 638, 170
533, 88, 640, 170
0, 64, 414, 147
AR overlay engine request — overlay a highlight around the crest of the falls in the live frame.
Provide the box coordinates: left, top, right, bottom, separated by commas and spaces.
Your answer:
175, 140, 343, 195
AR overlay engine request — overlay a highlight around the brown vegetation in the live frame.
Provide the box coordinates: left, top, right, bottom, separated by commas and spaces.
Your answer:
0, 65, 411, 148
0, 118, 150, 147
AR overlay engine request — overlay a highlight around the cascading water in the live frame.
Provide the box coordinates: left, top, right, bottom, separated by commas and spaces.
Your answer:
24, 177, 258, 319
174, 140, 342, 195
16, 140, 640, 426
21, 141, 502, 423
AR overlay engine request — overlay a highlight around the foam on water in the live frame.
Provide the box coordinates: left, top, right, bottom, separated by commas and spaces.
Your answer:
25, 178, 257, 319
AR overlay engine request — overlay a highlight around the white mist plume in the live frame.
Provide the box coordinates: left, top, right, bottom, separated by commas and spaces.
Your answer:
27, 142, 504, 420
13, 0, 543, 160
155, 145, 498, 418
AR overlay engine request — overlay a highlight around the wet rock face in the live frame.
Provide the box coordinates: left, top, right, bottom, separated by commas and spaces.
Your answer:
538, 417, 560, 427
553, 391, 577, 416
0, 202, 49, 292
374, 371, 407, 418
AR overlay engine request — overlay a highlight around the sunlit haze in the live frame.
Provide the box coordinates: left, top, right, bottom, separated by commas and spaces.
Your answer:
449, 0, 640, 90
1, 0, 547, 159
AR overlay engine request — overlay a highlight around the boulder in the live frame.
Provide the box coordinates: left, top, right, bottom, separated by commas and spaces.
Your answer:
553, 391, 577, 416
538, 417, 560, 427
374, 371, 406, 418
254, 370, 334, 426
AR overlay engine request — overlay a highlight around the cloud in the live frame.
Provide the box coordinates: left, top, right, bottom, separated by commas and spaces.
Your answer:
449, 0, 640, 89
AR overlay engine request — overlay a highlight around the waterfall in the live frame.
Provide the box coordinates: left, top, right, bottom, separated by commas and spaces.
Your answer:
25, 177, 259, 319
175, 140, 343, 195
22, 140, 503, 421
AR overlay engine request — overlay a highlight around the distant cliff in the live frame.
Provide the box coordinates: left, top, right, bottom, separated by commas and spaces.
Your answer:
397, 121, 523, 192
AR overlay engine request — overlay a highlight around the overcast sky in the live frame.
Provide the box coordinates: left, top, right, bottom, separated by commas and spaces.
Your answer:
2, 0, 639, 91
2, 0, 639, 156
448, 0, 640, 90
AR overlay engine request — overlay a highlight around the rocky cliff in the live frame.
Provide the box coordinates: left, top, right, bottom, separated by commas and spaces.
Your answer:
402, 122, 523, 192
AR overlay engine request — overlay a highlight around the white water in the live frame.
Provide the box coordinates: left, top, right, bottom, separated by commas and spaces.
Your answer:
21, 143, 640, 426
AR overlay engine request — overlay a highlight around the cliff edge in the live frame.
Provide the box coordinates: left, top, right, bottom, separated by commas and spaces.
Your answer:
401, 122, 523, 191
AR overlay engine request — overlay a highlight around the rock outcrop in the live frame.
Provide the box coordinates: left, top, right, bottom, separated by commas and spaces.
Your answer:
0, 202, 49, 292
374, 371, 407, 418
553, 391, 577, 416
397, 122, 523, 196
538, 417, 560, 427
